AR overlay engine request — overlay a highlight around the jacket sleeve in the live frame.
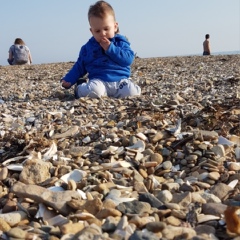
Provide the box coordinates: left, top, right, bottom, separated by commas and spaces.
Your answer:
62, 47, 87, 86
105, 39, 134, 66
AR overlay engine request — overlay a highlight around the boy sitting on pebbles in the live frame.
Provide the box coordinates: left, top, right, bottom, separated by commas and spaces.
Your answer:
61, 1, 141, 99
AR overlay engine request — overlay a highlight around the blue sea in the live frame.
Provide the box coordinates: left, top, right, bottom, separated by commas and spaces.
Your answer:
212, 50, 240, 55
162, 50, 239, 58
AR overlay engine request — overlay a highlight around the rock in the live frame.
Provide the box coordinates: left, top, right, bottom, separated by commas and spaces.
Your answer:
19, 158, 51, 184
0, 211, 28, 227
11, 182, 81, 215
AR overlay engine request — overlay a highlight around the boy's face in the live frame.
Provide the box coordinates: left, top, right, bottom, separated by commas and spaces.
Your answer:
89, 14, 118, 42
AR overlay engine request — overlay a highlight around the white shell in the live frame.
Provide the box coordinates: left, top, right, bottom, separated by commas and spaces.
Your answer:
0, 130, 5, 137
48, 186, 65, 192
218, 136, 234, 146
60, 169, 87, 183
6, 164, 23, 171
46, 214, 69, 226
125, 140, 145, 153
69, 107, 75, 114
235, 146, 240, 159
136, 132, 148, 141
35, 203, 56, 221
42, 142, 57, 161
48, 111, 63, 119
2, 156, 29, 166
197, 214, 220, 223
228, 179, 238, 189
82, 136, 91, 144
77, 189, 87, 199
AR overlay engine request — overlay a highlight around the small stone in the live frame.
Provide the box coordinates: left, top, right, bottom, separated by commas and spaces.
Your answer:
96, 208, 122, 219
208, 171, 220, 181
228, 162, 240, 171
150, 153, 163, 164
0, 218, 11, 231
146, 221, 166, 233
156, 190, 172, 203
60, 222, 84, 234
165, 216, 182, 226
162, 160, 172, 170
0, 167, 8, 181
6, 227, 27, 239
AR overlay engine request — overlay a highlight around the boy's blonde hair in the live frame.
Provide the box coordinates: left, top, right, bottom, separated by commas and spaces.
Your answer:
88, 1, 116, 21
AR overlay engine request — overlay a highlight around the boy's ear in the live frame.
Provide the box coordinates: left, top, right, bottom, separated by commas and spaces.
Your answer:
114, 22, 118, 32
90, 28, 93, 34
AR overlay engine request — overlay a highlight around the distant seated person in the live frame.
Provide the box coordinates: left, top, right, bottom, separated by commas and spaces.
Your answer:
8, 38, 32, 65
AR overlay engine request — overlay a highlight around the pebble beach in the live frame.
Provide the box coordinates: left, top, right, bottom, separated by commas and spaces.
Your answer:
0, 54, 240, 240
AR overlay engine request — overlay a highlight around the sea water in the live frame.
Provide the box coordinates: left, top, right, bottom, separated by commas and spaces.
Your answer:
212, 50, 240, 55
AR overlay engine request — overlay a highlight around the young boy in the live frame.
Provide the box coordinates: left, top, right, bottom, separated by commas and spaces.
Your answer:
61, 1, 141, 99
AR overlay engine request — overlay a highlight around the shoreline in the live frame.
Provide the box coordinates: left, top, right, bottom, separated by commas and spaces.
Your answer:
1, 53, 239, 67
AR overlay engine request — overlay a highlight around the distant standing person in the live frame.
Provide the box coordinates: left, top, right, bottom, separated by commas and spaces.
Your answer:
203, 34, 211, 56
8, 38, 32, 65
61, 0, 141, 99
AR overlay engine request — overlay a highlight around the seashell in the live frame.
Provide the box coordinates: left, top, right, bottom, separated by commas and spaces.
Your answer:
77, 189, 87, 200
26, 117, 35, 123
0, 130, 5, 137
235, 146, 240, 159
116, 146, 125, 155
197, 214, 220, 223
42, 142, 57, 161
2, 156, 29, 166
46, 214, 69, 226
116, 185, 133, 191
218, 219, 225, 226
102, 146, 119, 155
136, 132, 148, 141
60, 169, 87, 183
218, 136, 234, 146
69, 212, 95, 220
67, 179, 77, 191
49, 129, 55, 137
148, 175, 161, 188
125, 140, 145, 153
35, 203, 57, 221
48, 111, 63, 119
106, 193, 136, 205
51, 126, 79, 139
69, 107, 75, 114
6, 164, 23, 171
228, 179, 238, 189
172, 164, 181, 171
48, 186, 65, 192
165, 119, 182, 137
82, 136, 91, 144
135, 151, 143, 161
118, 161, 133, 168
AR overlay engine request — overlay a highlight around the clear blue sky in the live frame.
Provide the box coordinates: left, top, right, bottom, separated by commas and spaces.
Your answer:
0, 0, 239, 66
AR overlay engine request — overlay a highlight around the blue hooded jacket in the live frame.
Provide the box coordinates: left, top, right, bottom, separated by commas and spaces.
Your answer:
63, 34, 135, 86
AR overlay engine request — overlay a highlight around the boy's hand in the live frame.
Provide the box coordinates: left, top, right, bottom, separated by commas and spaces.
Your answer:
61, 80, 71, 89
100, 37, 111, 51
